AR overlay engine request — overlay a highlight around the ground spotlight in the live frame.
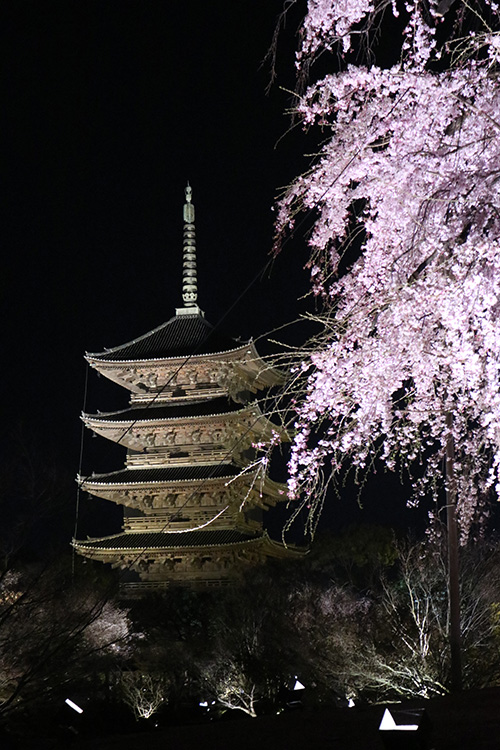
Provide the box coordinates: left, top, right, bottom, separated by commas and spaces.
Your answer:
65, 698, 83, 714
379, 707, 433, 749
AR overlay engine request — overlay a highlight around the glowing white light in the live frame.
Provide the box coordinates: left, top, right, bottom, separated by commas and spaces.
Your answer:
379, 709, 418, 731
65, 698, 83, 714
293, 678, 305, 691
348, 698, 355, 708
199, 701, 208, 707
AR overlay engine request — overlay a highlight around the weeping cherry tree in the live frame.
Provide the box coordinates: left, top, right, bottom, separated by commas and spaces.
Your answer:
273, 0, 500, 691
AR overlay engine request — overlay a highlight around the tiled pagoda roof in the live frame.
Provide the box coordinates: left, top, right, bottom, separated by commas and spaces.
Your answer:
81, 464, 241, 485
84, 396, 243, 422
86, 313, 243, 362
75, 529, 262, 551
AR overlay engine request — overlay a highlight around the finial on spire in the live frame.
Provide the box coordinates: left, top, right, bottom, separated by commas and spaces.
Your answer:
178, 182, 201, 315
183, 182, 195, 224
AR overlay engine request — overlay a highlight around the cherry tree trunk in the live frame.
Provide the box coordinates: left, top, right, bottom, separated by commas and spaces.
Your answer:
446, 412, 462, 692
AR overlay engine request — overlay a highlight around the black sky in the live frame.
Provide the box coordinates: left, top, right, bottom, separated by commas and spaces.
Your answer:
3, 1, 309, 449
2, 0, 424, 540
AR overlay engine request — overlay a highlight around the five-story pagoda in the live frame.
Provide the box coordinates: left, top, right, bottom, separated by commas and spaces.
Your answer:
74, 185, 300, 591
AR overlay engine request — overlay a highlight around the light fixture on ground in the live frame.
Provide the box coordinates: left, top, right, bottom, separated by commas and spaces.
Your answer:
379, 708, 433, 750
65, 698, 83, 714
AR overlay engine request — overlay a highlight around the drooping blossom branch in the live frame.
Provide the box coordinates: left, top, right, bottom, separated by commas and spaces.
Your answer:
273, 0, 500, 539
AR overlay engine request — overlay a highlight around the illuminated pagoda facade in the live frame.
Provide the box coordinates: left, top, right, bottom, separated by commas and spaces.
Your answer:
74, 185, 300, 591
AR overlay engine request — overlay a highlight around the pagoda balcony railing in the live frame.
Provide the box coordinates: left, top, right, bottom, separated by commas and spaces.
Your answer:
126, 446, 234, 467
130, 384, 227, 404
123, 515, 238, 532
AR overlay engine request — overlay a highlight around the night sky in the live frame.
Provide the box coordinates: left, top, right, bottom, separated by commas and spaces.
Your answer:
3, 1, 423, 542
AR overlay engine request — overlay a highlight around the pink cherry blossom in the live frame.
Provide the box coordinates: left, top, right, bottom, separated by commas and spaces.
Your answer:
275, 0, 500, 540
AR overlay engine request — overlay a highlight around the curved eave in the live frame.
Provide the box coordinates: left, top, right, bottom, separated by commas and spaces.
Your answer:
78, 468, 288, 502
73, 530, 265, 553
235, 341, 286, 387
85, 342, 285, 387
264, 535, 309, 558
85, 340, 254, 367
78, 467, 240, 492
82, 403, 261, 428
81, 404, 288, 444
73, 530, 307, 559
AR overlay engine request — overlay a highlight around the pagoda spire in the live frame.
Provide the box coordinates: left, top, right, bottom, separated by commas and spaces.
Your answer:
176, 183, 202, 316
